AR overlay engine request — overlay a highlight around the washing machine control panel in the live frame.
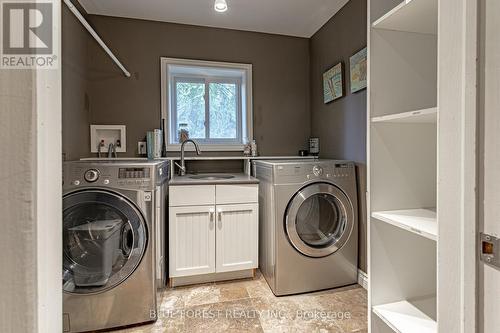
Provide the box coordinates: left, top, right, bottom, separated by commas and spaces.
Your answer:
66, 165, 154, 189
312, 165, 323, 176
118, 167, 151, 179
84, 168, 100, 182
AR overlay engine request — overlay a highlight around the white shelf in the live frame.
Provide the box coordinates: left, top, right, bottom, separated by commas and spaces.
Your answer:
372, 209, 437, 241
372, 0, 437, 35
373, 297, 437, 333
371, 107, 437, 124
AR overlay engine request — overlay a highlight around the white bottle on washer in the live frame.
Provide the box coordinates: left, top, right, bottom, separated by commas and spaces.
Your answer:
250, 140, 258, 157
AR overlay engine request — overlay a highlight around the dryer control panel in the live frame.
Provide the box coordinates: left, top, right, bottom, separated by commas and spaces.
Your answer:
272, 161, 355, 184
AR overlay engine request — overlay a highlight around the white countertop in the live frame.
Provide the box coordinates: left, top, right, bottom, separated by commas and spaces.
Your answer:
80, 155, 317, 162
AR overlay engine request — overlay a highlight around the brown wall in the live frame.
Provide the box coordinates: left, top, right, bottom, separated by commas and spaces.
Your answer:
62, 4, 368, 271
310, 0, 368, 272
81, 16, 310, 157
62, 5, 92, 161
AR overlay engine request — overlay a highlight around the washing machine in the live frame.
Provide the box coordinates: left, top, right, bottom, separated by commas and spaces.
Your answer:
253, 160, 358, 296
62, 160, 169, 333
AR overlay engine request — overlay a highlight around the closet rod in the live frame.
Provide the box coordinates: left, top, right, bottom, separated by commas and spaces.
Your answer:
63, 0, 131, 78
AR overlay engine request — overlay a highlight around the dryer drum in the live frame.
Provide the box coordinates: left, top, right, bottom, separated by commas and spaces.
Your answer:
285, 182, 354, 258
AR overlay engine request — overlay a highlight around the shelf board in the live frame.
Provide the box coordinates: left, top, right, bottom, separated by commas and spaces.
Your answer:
372, 208, 437, 241
373, 297, 437, 333
371, 107, 437, 124
372, 0, 438, 35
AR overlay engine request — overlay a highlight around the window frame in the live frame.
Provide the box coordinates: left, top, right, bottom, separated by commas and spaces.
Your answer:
161, 57, 253, 152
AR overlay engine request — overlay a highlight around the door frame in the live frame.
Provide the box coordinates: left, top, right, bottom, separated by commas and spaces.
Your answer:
35, 1, 62, 331
438, 0, 478, 331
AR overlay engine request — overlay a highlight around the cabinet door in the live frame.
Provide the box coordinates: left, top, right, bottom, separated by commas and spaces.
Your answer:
169, 205, 216, 277
216, 203, 258, 273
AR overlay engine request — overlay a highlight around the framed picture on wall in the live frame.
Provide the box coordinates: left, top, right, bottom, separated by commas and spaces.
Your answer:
323, 62, 344, 103
349, 47, 367, 93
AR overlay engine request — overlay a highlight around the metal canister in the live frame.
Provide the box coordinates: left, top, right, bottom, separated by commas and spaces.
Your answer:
309, 137, 320, 156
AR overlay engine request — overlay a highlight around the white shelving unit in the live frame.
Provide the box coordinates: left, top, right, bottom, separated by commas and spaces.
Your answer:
368, 0, 439, 332
371, 107, 437, 124
373, 297, 437, 333
372, 208, 437, 241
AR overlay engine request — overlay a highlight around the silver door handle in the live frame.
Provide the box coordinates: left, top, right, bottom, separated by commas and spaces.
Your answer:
209, 208, 215, 221
217, 209, 222, 229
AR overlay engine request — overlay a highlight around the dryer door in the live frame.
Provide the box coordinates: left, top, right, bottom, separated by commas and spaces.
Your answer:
285, 182, 354, 258
62, 189, 147, 294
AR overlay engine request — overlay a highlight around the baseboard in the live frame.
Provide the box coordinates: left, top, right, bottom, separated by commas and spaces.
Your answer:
170, 269, 255, 287
358, 269, 368, 290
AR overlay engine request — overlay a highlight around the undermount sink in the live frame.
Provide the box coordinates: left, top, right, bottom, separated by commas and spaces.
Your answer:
189, 174, 235, 180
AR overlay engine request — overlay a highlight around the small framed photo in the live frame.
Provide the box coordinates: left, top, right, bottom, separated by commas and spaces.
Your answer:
323, 62, 344, 103
349, 47, 367, 93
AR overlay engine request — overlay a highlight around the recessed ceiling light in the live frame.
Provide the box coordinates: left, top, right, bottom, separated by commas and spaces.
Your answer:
214, 0, 228, 13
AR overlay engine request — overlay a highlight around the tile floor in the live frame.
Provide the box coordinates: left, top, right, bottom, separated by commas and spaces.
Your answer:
113, 271, 367, 333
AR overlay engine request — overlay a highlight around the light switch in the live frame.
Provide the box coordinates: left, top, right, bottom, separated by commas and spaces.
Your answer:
138, 141, 147, 155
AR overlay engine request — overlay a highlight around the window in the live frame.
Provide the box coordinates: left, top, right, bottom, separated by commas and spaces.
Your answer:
161, 58, 253, 151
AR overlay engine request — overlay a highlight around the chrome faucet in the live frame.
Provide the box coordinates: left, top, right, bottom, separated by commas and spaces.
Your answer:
175, 139, 201, 176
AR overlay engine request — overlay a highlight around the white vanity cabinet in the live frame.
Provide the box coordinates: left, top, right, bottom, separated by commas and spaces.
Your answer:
215, 203, 258, 273
168, 204, 216, 277
169, 184, 258, 282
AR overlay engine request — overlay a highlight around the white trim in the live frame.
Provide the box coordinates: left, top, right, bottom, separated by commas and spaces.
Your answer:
165, 144, 247, 152
437, 0, 478, 331
160, 57, 253, 152
358, 270, 368, 290
170, 269, 254, 287
36, 1, 62, 332
366, 0, 373, 329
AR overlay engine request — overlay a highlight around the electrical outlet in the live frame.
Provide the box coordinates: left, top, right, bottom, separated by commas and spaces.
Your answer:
138, 141, 147, 155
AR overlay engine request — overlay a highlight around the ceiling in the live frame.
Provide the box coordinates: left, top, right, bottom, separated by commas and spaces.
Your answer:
78, 0, 349, 38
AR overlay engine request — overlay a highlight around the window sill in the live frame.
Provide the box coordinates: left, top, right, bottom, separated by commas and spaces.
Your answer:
166, 144, 245, 152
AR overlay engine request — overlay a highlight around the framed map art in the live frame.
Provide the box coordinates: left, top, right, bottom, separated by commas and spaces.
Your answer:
349, 47, 367, 93
323, 62, 343, 104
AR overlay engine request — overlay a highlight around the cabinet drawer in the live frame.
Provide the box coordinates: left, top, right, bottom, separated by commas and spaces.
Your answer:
169, 185, 215, 206
216, 184, 258, 204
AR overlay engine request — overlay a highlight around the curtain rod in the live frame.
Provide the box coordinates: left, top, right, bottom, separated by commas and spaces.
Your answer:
63, 0, 131, 78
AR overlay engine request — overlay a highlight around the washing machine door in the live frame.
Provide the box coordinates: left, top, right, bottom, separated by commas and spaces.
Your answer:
285, 182, 354, 258
62, 189, 147, 294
